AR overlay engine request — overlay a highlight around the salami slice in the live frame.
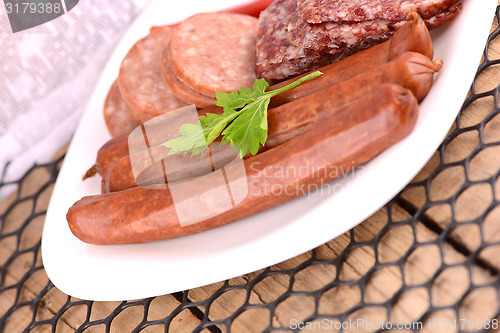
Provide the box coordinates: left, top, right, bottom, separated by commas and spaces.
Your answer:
297, 0, 462, 24
103, 80, 139, 137
118, 27, 188, 123
288, 0, 463, 50
161, 48, 215, 108
168, 13, 258, 99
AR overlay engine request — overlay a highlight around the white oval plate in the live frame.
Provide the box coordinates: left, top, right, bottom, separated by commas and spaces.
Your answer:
42, 0, 498, 301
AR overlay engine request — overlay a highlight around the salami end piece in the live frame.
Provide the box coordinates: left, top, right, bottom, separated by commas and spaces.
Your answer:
255, 0, 462, 81
103, 80, 140, 137
297, 0, 462, 24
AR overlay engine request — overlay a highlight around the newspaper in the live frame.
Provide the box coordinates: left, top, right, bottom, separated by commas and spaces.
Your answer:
0, 0, 152, 199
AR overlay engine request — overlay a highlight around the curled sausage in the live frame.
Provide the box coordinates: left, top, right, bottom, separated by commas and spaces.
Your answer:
68, 83, 419, 245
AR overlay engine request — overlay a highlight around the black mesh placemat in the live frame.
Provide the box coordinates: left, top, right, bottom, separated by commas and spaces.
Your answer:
2, 6, 500, 333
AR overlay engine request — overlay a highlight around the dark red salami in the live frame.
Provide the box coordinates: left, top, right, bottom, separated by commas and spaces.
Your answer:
287, 0, 404, 51
255, 0, 342, 81
255, 0, 393, 81
297, 0, 462, 24
255, 0, 462, 81
161, 47, 216, 108
424, 1, 462, 30
288, 0, 463, 50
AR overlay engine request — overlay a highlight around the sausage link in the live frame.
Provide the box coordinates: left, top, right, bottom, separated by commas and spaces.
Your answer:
102, 51, 440, 192
87, 12, 432, 181
68, 83, 419, 245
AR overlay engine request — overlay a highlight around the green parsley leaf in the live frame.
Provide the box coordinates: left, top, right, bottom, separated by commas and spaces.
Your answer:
220, 95, 269, 157
160, 122, 207, 155
160, 71, 322, 157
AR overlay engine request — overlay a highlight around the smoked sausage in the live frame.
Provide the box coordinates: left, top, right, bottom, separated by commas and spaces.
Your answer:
102, 51, 441, 192
118, 27, 188, 123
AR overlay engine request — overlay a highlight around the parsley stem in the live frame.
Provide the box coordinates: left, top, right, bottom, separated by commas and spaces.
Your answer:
266, 71, 323, 98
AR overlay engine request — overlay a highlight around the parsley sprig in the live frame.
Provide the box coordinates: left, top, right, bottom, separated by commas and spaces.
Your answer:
161, 71, 322, 157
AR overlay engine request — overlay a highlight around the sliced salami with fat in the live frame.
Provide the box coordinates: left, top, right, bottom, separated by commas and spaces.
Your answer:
255, 0, 350, 81
255, 0, 462, 81
288, 0, 463, 50
296, 0, 462, 24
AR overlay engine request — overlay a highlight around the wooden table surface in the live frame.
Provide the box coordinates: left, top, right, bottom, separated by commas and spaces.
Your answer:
1, 5, 500, 333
